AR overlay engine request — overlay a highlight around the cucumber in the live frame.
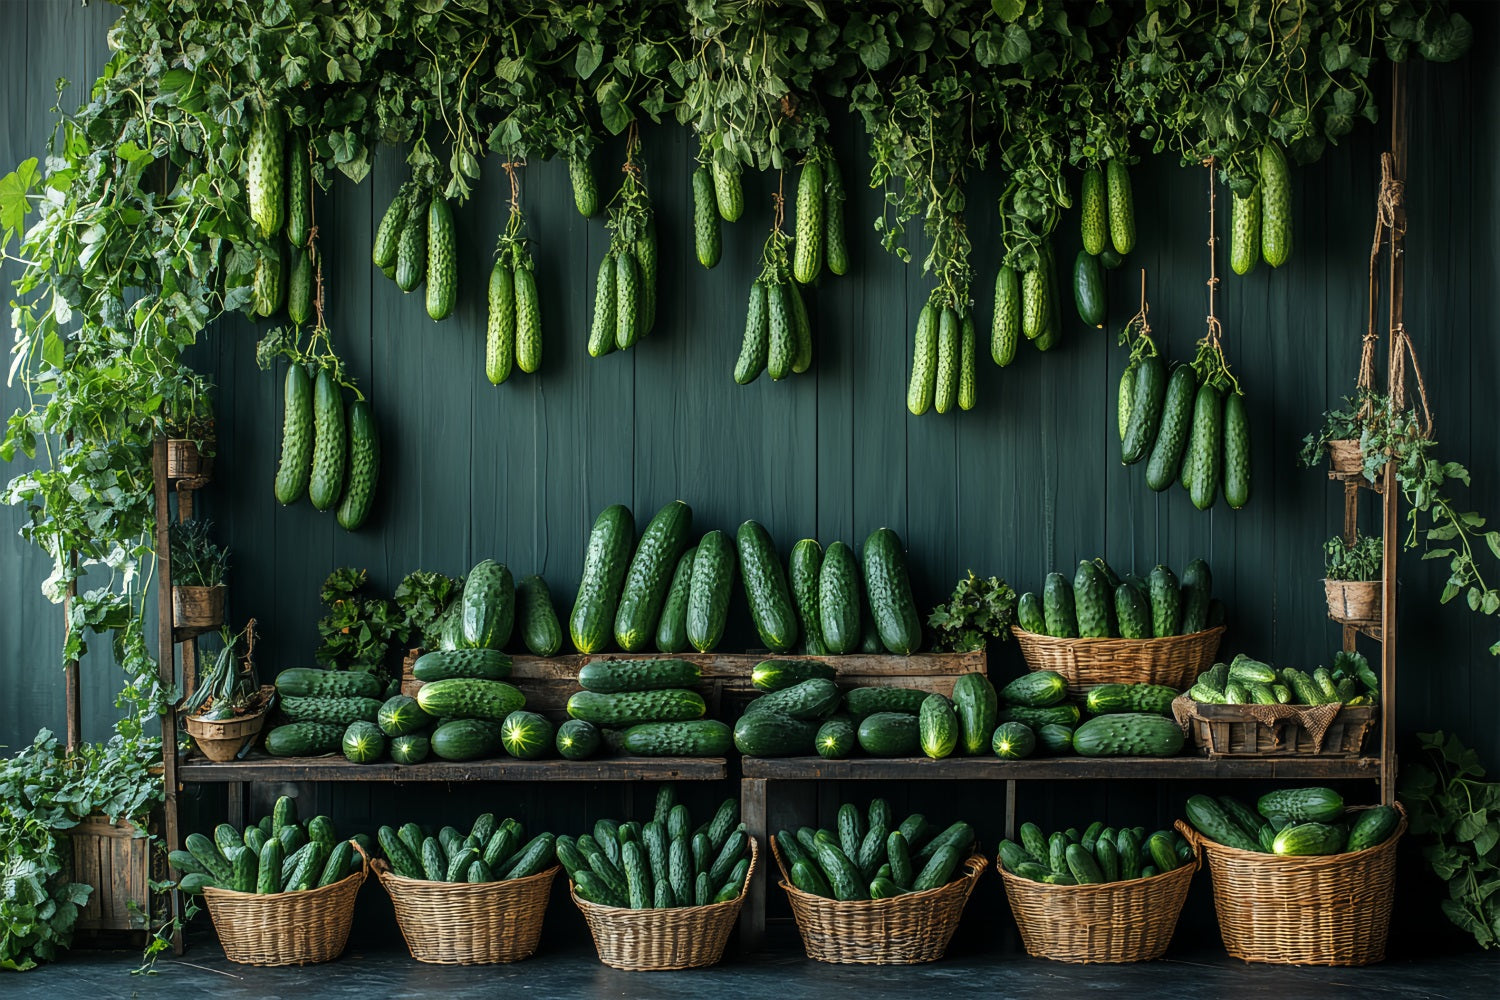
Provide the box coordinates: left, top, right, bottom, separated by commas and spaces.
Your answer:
571, 504, 635, 654
516, 575, 564, 657
823, 155, 849, 276
1073, 250, 1106, 327
501, 710, 554, 759
1273, 822, 1346, 857
913, 845, 963, 891
569, 153, 599, 217
734, 711, 817, 757
1114, 583, 1151, 640
286, 246, 312, 326
998, 703, 1080, 729
1065, 843, 1105, 884
307, 368, 346, 512
1146, 365, 1199, 491
713, 158, 743, 222
818, 540, 862, 653
814, 718, 855, 758
1121, 355, 1166, 465
687, 530, 735, 652
918, 694, 959, 759
513, 261, 541, 374
1095, 835, 1121, 882
789, 540, 827, 655
692, 165, 722, 269
412, 648, 513, 683
857, 712, 920, 756
951, 672, 999, 755
273, 364, 313, 504
1106, 159, 1135, 255
767, 281, 794, 381
578, 658, 701, 694
745, 678, 841, 720
1187, 383, 1224, 511
614, 250, 641, 350
1179, 559, 1213, 634
1259, 141, 1292, 267
908, 302, 937, 415
1223, 391, 1251, 509
812, 839, 865, 902
425, 194, 456, 321
735, 281, 769, 384
737, 521, 799, 651
792, 159, 824, 284
1230, 184, 1261, 276
934, 305, 960, 415
1257, 787, 1345, 825
265, 722, 344, 757
1118, 828, 1143, 879
1148, 565, 1182, 638
246, 108, 284, 237
1042, 572, 1079, 638
788, 271, 814, 374
555, 719, 600, 760
1080, 165, 1107, 255
335, 399, 379, 532
615, 501, 693, 652
1036, 723, 1074, 755
1017, 592, 1047, 634
1118, 361, 1137, 442
844, 686, 928, 719
485, 258, 516, 385
1346, 806, 1400, 852
1073, 561, 1110, 638
991, 721, 1036, 759
958, 311, 977, 411
588, 253, 618, 358
751, 659, 836, 693
992, 264, 1020, 366
429, 719, 505, 761
636, 214, 658, 335
654, 547, 697, 654
863, 528, 922, 654
622, 720, 733, 757
1020, 264, 1049, 342
1072, 713, 1185, 757
417, 679, 525, 722
460, 559, 515, 651
1085, 683, 1178, 716
372, 183, 414, 269
394, 195, 427, 292
566, 689, 705, 727
1185, 795, 1263, 851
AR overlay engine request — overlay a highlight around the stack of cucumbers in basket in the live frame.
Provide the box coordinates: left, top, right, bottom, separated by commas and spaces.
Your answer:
988, 670, 1187, 761
563, 657, 730, 759
1186, 788, 1401, 857
1016, 556, 1224, 640
1187, 649, 1379, 706
172, 796, 365, 895
998, 819, 1191, 886
377, 812, 556, 883
558, 786, 751, 909
779, 798, 974, 900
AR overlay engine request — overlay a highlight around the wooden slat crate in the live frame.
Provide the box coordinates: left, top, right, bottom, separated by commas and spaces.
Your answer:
69, 815, 159, 935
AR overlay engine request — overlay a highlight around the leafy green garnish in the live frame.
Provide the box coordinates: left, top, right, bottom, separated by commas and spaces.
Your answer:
927, 571, 1018, 653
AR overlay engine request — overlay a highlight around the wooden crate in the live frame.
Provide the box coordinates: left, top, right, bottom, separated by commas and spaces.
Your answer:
402, 650, 983, 722
69, 814, 160, 937
1173, 696, 1377, 758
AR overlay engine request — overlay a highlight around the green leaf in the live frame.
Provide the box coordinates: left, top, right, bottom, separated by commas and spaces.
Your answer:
992, 0, 1025, 18
596, 80, 631, 134
575, 41, 604, 80
0, 157, 40, 236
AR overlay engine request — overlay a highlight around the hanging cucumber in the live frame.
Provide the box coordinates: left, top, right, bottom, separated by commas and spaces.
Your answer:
1020, 264, 1049, 341
308, 367, 347, 512
485, 258, 516, 385
286, 135, 311, 249
793, 159, 824, 284
588, 253, 617, 358
1080, 165, 1107, 256
1117, 361, 1137, 443
824, 155, 849, 276
693, 165, 722, 269
958, 312, 977, 411
1187, 382, 1224, 511
1033, 242, 1061, 351
1223, 390, 1251, 509
1230, 185, 1260, 276
934, 305, 960, 415
569, 153, 599, 217
635, 214, 658, 335
1259, 142, 1292, 267
735, 281, 769, 385
337, 399, 380, 532
1073, 250, 1105, 327
1106, 159, 1135, 255
789, 282, 813, 375
766, 280, 795, 381
1120, 354, 1166, 465
613, 250, 641, 350
247, 107, 285, 238
274, 363, 313, 505
251, 243, 283, 318
1144, 365, 1199, 491
425, 194, 456, 321
394, 195, 428, 293
907, 301, 938, 416
992, 264, 1019, 366
286, 247, 313, 327
713, 158, 744, 222
372, 183, 414, 270
514, 263, 542, 374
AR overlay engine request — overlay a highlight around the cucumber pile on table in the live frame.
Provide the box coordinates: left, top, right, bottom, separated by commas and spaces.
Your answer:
1016, 556, 1222, 640
559, 786, 751, 909
564, 657, 731, 758
988, 670, 1187, 760
1187, 650, 1378, 706
779, 798, 974, 900
377, 812, 555, 883
1186, 788, 1401, 857
172, 795, 365, 896
998, 819, 1190, 885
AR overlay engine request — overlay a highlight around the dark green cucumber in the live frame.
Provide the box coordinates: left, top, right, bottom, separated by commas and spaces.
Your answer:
844, 687, 928, 719
1072, 713, 1184, 757
1187, 383, 1224, 511
307, 367, 346, 512
1073, 250, 1106, 327
1257, 787, 1345, 825
1114, 584, 1151, 639
918, 694, 959, 759
577, 658, 701, 693
687, 530, 735, 653
1036, 724, 1074, 754
655, 547, 696, 654
818, 540, 862, 653
566, 689, 705, 727
751, 659, 836, 692
1121, 355, 1166, 465
744, 678, 841, 721
991, 721, 1036, 759
411, 648, 513, 683
555, 719, 600, 760
1179, 559, 1213, 634
1017, 592, 1047, 634
1146, 365, 1199, 491
1223, 391, 1251, 509
1345, 806, 1400, 852
516, 575, 564, 657
857, 712, 920, 756
1148, 565, 1182, 638
621, 720, 733, 756
274, 363, 313, 504
570, 504, 635, 654
815, 717, 855, 758
862, 528, 922, 653
737, 520, 799, 651
460, 559, 515, 651
615, 500, 693, 652
789, 540, 827, 655
1043, 572, 1079, 638
999, 670, 1068, 708
951, 672, 999, 755
733, 711, 817, 757
1073, 561, 1110, 638
1185, 795, 1262, 851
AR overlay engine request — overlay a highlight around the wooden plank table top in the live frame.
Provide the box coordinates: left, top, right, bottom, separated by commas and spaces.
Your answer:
178, 753, 727, 783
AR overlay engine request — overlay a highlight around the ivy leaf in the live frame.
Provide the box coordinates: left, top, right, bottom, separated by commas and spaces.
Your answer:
992, 0, 1025, 19
596, 79, 631, 134
575, 40, 604, 80
0, 157, 40, 237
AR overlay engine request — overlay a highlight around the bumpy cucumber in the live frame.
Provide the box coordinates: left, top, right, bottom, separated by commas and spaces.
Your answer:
735, 281, 769, 385
934, 306, 960, 415
992, 264, 1019, 366
274, 363, 314, 505
307, 368, 346, 512
588, 253, 618, 358
485, 258, 516, 385
336, 399, 380, 531
792, 159, 824, 284
692, 165, 722, 269
908, 302, 937, 416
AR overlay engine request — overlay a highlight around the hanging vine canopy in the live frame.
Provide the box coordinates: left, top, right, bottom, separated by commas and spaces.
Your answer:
0, 0, 1473, 722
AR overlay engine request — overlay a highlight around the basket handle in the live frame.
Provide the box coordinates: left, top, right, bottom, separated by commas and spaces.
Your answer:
350, 836, 374, 880
1173, 819, 1207, 872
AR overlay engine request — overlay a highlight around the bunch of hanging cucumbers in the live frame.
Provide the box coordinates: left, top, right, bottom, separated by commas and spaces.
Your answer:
907, 291, 977, 416
243, 110, 314, 324
991, 237, 1063, 365
485, 171, 544, 384
1228, 141, 1293, 275
735, 217, 811, 383
691, 140, 745, 270
589, 132, 658, 358
1118, 323, 1250, 511
1071, 158, 1135, 328
371, 178, 459, 322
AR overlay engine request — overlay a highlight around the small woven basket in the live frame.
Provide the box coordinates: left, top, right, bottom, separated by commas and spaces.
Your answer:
375, 862, 558, 965
1324, 579, 1381, 624
185, 685, 275, 762
202, 848, 367, 966
771, 836, 986, 965
1011, 625, 1224, 693
1327, 438, 1363, 475
172, 584, 226, 631
569, 837, 757, 971
996, 855, 1197, 963
1177, 803, 1406, 966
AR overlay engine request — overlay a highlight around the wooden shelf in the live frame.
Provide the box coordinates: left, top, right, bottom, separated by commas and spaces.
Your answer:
740, 755, 1384, 781
1327, 468, 1383, 492
178, 753, 727, 783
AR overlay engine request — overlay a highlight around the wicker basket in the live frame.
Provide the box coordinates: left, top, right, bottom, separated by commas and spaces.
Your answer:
771, 836, 986, 965
173, 584, 226, 631
202, 849, 367, 966
997, 854, 1197, 963
570, 837, 757, 970
1173, 695, 1377, 758
1325, 579, 1381, 624
375, 862, 558, 965
185, 685, 275, 762
1177, 803, 1406, 966
166, 437, 214, 482
1327, 438, 1363, 475
1011, 625, 1224, 692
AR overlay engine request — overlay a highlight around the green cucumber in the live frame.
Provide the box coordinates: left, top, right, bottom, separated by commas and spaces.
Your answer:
1042, 572, 1079, 638
577, 658, 701, 693
570, 504, 635, 654
615, 501, 693, 652
863, 528, 921, 653
789, 540, 827, 654
655, 547, 697, 654
951, 672, 999, 755
516, 575, 564, 657
1073, 561, 1110, 638
687, 530, 735, 652
1121, 354, 1166, 465
918, 694, 959, 759
1146, 365, 1199, 491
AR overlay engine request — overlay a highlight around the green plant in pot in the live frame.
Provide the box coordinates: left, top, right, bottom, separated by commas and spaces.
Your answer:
1299, 393, 1376, 473
1324, 534, 1383, 624
169, 520, 229, 631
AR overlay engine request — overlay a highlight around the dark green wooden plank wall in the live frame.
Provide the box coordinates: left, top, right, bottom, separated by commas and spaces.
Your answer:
1, 2, 1497, 824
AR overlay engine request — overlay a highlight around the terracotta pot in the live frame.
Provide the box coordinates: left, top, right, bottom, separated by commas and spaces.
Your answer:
1327, 438, 1363, 475
172, 584, 226, 630
165, 438, 214, 482
186, 685, 275, 762
1324, 578, 1381, 624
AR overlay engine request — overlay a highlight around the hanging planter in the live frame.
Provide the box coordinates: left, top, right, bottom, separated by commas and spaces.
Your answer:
1325, 579, 1382, 625
165, 437, 214, 482
1327, 438, 1363, 475
1324, 535, 1382, 625
172, 584, 226, 631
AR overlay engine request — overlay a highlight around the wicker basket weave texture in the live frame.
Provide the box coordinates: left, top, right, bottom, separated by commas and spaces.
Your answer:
202, 861, 365, 966
1177, 803, 1406, 966
1011, 625, 1224, 692
570, 836, 757, 971
771, 836, 986, 965
996, 855, 1197, 964
375, 862, 558, 965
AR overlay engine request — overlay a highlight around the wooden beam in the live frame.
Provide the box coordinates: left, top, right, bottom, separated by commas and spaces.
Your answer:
152, 438, 182, 954
739, 777, 767, 954
740, 755, 1383, 781
178, 754, 728, 783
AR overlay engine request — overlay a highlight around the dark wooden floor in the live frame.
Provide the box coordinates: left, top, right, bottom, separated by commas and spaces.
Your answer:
16, 924, 1500, 1000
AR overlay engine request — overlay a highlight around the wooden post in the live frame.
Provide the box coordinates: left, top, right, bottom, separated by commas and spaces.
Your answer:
739, 777, 767, 954
1380, 63, 1407, 807
152, 438, 183, 953
63, 551, 81, 753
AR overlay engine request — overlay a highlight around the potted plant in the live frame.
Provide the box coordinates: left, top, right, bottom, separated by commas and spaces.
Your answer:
183, 622, 274, 762
1300, 394, 1375, 475
162, 378, 216, 483
1324, 534, 1383, 624
170, 520, 228, 631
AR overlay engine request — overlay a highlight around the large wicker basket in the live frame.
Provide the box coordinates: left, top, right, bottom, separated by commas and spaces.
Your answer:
996, 855, 1197, 963
202, 849, 367, 966
569, 837, 756, 970
375, 861, 558, 965
1177, 803, 1406, 966
1011, 625, 1224, 692
771, 836, 986, 965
